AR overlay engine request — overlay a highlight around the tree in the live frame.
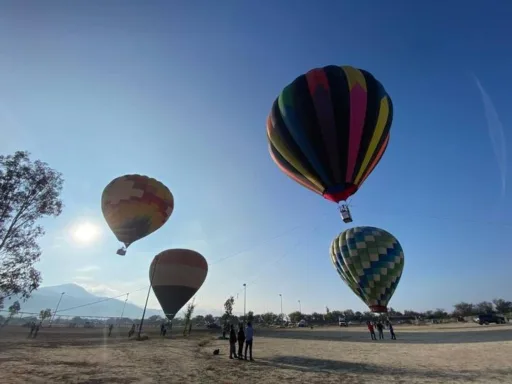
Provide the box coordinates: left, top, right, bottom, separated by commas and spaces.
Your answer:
493, 299, 512, 314
433, 308, 448, 319
288, 311, 302, 323
343, 309, 355, 319
39, 308, 52, 323
475, 301, 494, 314
247, 310, 254, 323
183, 301, 196, 336
453, 302, 474, 317
222, 296, 235, 323
0, 151, 64, 307
1, 300, 20, 327
261, 312, 276, 325
147, 315, 163, 323
204, 314, 214, 324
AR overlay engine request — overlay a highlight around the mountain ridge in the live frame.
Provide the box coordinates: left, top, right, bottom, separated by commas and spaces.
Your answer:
4, 283, 222, 319
6, 283, 163, 319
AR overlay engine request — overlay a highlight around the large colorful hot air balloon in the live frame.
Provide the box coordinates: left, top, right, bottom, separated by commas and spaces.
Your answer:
150, 249, 208, 320
330, 226, 404, 313
101, 174, 174, 255
267, 65, 393, 223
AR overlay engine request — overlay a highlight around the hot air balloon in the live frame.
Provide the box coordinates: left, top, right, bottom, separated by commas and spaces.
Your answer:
267, 65, 393, 223
330, 226, 404, 313
150, 249, 208, 320
101, 174, 174, 255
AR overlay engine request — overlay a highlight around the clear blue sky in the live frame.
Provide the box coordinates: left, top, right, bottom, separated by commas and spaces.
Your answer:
1, 0, 511, 316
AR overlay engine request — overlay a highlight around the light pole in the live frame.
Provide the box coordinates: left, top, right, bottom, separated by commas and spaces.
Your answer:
49, 292, 65, 328
243, 283, 247, 322
119, 293, 129, 327
279, 294, 283, 323
298, 300, 301, 314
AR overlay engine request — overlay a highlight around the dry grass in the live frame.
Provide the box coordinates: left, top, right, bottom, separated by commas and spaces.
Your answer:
0, 323, 511, 383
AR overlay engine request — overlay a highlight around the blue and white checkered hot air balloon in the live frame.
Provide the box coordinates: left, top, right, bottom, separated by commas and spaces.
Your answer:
330, 226, 404, 313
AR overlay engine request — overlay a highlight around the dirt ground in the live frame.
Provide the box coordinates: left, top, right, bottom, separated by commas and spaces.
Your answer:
1, 323, 511, 384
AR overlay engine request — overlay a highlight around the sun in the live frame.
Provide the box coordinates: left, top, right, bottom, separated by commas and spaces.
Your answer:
71, 222, 101, 244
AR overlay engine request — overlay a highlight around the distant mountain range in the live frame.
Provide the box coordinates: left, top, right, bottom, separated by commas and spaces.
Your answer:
9, 284, 164, 319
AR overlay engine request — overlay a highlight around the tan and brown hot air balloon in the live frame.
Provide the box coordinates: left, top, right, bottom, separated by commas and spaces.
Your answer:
150, 249, 208, 320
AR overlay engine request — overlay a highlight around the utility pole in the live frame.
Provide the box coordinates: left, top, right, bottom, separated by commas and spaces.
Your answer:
49, 292, 65, 328
243, 283, 247, 322
119, 293, 129, 327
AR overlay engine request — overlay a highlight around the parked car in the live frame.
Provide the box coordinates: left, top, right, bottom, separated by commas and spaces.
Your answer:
339, 319, 348, 327
473, 314, 507, 325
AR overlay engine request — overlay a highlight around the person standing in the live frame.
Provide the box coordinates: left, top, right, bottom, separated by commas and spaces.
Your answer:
237, 324, 245, 359
244, 322, 254, 361
28, 322, 35, 338
229, 324, 238, 359
388, 321, 396, 340
367, 321, 376, 340
376, 322, 384, 340
108, 324, 114, 337
33, 322, 40, 339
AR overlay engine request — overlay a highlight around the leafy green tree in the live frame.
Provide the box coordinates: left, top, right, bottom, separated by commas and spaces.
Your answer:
0, 151, 63, 308
493, 299, 512, 314
39, 308, 52, 323
1, 300, 20, 327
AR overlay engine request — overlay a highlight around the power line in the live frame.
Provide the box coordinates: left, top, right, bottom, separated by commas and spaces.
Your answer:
55, 286, 147, 314
224, 219, 328, 302
208, 212, 330, 266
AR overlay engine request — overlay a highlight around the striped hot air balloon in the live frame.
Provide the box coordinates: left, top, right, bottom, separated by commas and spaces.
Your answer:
267, 65, 393, 222
101, 174, 174, 255
150, 249, 208, 320
330, 226, 404, 313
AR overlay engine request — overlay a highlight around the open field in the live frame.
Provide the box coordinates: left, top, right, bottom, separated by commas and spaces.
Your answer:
1, 323, 511, 383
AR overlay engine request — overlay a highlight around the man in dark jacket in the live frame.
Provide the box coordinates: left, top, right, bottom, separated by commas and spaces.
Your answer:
229, 324, 237, 359
237, 324, 245, 359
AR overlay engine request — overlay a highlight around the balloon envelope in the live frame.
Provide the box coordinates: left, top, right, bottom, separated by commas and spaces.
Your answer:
330, 226, 404, 313
101, 174, 174, 248
267, 65, 393, 203
150, 249, 208, 320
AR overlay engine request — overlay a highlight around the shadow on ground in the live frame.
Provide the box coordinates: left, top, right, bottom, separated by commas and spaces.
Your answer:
256, 328, 512, 344
254, 355, 510, 382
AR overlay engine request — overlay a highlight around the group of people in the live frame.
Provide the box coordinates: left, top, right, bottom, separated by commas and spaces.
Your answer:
366, 320, 396, 340
228, 322, 254, 361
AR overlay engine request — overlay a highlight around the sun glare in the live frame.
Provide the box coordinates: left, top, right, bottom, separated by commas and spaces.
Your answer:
71, 222, 100, 244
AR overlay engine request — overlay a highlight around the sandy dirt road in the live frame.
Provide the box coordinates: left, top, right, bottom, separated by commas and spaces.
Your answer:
1, 323, 511, 383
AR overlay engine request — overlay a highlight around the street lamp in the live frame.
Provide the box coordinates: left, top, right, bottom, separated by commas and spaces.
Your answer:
298, 300, 301, 314
243, 283, 247, 322
279, 294, 283, 322
49, 292, 65, 328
